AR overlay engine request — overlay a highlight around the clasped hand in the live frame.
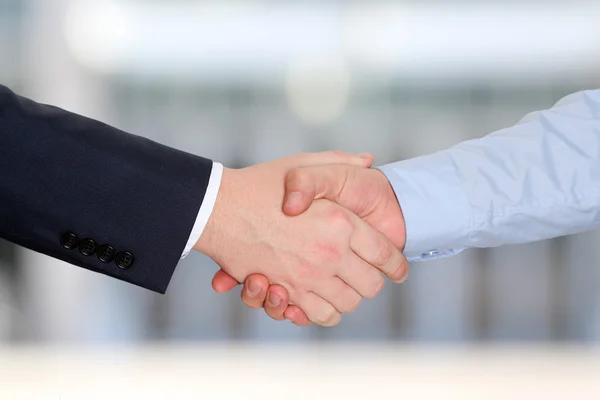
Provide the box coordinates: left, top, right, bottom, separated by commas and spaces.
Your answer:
194, 151, 407, 327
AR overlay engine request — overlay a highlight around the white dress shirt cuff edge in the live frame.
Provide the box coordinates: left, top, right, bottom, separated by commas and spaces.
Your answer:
180, 162, 223, 259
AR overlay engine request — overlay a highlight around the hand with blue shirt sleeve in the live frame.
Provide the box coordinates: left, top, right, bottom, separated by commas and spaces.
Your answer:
213, 89, 600, 326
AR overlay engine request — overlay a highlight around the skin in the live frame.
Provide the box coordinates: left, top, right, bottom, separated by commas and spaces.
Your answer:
195, 154, 407, 326
211, 164, 408, 326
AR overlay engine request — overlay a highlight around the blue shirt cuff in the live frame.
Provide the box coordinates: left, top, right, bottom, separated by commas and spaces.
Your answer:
377, 151, 473, 261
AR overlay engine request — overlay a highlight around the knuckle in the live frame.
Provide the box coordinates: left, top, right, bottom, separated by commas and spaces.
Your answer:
313, 241, 343, 265
400, 258, 410, 282
317, 308, 341, 327
241, 293, 263, 309
390, 256, 409, 282
365, 275, 385, 299
296, 263, 324, 284
326, 207, 353, 231
331, 150, 348, 159
286, 169, 308, 188
266, 309, 285, 321
294, 152, 309, 162
341, 296, 361, 313
374, 241, 394, 266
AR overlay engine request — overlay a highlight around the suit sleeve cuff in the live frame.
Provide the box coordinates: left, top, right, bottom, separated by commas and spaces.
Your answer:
377, 152, 473, 260
181, 162, 223, 259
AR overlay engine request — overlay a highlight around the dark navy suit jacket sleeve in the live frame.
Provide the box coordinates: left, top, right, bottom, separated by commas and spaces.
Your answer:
0, 84, 213, 293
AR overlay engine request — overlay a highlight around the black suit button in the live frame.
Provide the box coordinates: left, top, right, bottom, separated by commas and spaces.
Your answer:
79, 238, 97, 256
97, 245, 116, 263
115, 251, 134, 269
60, 232, 79, 250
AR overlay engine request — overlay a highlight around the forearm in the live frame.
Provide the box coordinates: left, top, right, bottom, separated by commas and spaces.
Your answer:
0, 84, 214, 293
380, 89, 600, 260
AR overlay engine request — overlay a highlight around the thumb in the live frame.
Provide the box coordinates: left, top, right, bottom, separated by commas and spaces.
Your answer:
283, 165, 349, 216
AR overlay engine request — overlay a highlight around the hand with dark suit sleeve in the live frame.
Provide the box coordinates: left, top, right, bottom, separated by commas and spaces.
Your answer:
0, 84, 407, 325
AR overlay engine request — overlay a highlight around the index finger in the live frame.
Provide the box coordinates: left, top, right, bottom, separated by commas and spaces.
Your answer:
349, 215, 409, 283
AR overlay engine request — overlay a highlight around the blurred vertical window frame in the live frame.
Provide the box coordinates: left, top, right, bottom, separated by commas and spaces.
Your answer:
0, 0, 22, 16
0, 0, 23, 87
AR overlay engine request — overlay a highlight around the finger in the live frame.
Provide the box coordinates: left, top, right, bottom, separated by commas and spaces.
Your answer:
296, 292, 342, 327
263, 285, 290, 321
336, 256, 386, 299
292, 151, 374, 169
349, 216, 409, 283
311, 277, 362, 314
283, 165, 350, 216
211, 269, 240, 293
240, 274, 270, 309
284, 306, 312, 326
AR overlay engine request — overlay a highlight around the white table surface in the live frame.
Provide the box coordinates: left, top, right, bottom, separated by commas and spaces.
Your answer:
1, 343, 599, 399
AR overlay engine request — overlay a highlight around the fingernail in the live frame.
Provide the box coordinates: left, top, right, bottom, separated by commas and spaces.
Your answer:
247, 281, 261, 297
268, 293, 281, 307
285, 192, 302, 209
358, 153, 372, 159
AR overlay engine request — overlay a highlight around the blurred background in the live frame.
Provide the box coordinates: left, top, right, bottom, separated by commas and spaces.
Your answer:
1, 0, 600, 397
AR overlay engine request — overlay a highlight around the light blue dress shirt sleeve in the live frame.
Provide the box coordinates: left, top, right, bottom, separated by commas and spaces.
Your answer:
378, 89, 600, 262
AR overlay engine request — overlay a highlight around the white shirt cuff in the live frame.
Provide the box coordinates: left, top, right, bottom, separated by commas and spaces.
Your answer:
180, 162, 223, 259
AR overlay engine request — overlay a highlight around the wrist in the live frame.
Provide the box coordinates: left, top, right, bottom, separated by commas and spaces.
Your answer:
194, 167, 236, 257
384, 175, 407, 251
375, 168, 407, 251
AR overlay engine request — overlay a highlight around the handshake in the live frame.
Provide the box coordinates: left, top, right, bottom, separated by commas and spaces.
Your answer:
194, 151, 408, 327
2, 85, 592, 323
